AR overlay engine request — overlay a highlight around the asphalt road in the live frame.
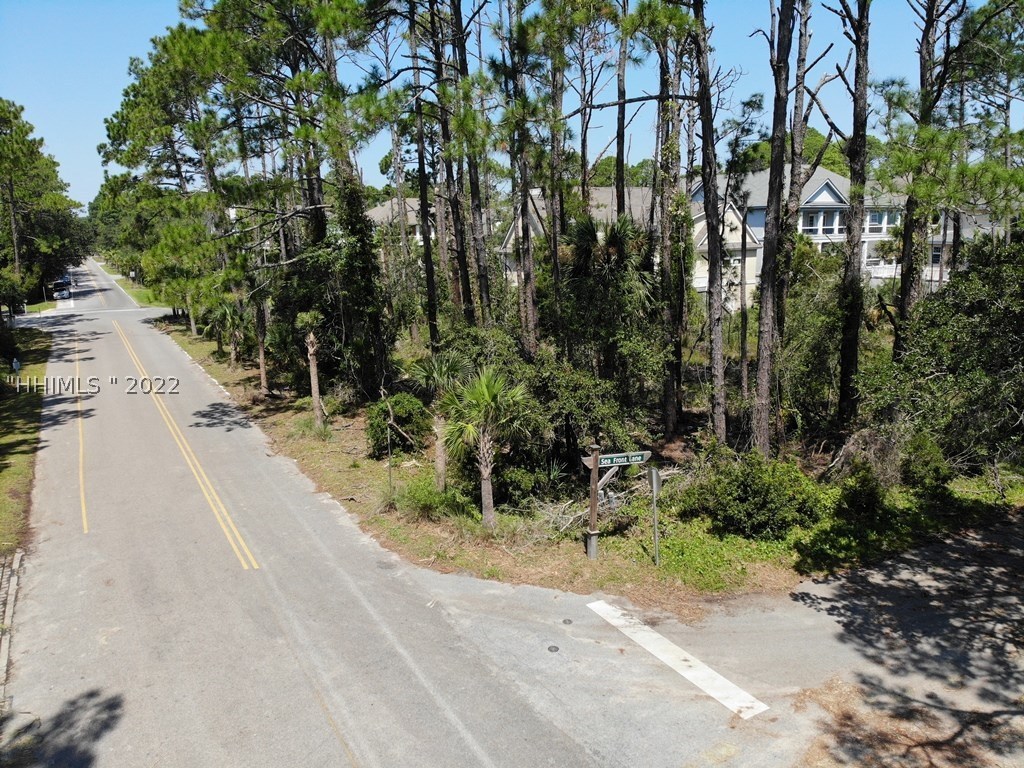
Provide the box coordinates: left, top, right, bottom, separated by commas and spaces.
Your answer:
3, 259, 1022, 767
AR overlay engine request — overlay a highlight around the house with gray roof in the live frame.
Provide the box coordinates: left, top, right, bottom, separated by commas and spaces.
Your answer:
472, 168, 1002, 309
500, 186, 762, 306
366, 197, 426, 244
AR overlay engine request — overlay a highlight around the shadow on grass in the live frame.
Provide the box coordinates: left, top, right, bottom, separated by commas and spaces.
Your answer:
795, 485, 1009, 574
0, 689, 124, 767
794, 512, 1024, 765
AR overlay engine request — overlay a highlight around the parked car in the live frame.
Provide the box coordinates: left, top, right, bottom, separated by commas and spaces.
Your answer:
55, 288, 70, 300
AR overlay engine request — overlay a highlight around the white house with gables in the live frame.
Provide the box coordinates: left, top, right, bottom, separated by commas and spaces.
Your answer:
696, 165, 999, 292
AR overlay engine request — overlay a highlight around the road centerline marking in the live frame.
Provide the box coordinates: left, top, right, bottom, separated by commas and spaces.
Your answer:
112, 320, 259, 570
588, 599, 769, 720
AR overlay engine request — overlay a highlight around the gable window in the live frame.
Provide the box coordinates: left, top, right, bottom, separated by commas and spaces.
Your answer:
801, 211, 819, 234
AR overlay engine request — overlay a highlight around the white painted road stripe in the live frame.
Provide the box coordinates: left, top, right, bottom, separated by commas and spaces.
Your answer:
588, 599, 769, 720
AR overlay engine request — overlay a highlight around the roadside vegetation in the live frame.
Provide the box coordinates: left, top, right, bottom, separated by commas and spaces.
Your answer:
22, 301, 55, 314
0, 328, 51, 555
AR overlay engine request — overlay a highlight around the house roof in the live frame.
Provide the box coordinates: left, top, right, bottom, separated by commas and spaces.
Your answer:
696, 164, 905, 209
366, 197, 420, 226
500, 186, 760, 253
586, 186, 659, 223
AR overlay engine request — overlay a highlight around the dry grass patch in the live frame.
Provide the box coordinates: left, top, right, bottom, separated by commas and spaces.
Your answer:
798, 677, 1024, 768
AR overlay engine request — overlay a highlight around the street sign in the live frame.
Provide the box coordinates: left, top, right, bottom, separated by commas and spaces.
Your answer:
581, 451, 651, 469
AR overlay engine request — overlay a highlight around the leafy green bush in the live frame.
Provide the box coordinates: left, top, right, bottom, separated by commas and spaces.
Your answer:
708, 454, 822, 540
901, 431, 953, 490
897, 239, 1024, 466
366, 393, 431, 458
497, 466, 536, 505
833, 461, 898, 533
667, 451, 822, 541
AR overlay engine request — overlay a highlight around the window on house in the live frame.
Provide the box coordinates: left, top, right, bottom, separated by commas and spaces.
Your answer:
801, 211, 818, 234
889, 210, 901, 228
821, 211, 836, 235
931, 245, 943, 265
868, 210, 884, 233
837, 211, 846, 234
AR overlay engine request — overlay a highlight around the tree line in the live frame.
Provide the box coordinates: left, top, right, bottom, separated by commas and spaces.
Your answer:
28, 0, 1024, 523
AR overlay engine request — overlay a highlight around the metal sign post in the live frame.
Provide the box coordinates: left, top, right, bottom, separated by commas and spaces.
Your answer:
648, 467, 662, 566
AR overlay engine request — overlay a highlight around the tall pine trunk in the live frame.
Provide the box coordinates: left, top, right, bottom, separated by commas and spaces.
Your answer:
754, 0, 796, 455
451, 0, 492, 324
408, 0, 440, 349
837, 0, 870, 428
692, 0, 726, 442
615, 0, 629, 218
428, 0, 476, 326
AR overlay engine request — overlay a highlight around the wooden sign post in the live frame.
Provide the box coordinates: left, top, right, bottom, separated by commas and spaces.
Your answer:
582, 447, 652, 560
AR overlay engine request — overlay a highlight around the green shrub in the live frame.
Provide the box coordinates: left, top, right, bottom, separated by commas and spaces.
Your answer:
396, 473, 472, 521
835, 461, 900, 534
901, 431, 953, 490
705, 453, 822, 541
497, 466, 536, 505
366, 393, 431, 458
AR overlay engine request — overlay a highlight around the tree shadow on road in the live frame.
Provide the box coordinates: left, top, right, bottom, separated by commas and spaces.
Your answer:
0, 689, 124, 767
793, 514, 1024, 766
190, 401, 252, 432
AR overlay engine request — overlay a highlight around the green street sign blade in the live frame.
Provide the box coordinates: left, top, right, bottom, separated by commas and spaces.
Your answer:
581, 451, 651, 469
581, 451, 652, 469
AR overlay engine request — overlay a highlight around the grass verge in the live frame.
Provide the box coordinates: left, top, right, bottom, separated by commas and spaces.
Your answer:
114, 278, 163, 307
23, 301, 56, 313
0, 328, 51, 555
94, 259, 165, 307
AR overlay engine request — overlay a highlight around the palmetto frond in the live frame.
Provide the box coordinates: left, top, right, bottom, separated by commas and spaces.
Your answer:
440, 367, 529, 462
406, 349, 474, 400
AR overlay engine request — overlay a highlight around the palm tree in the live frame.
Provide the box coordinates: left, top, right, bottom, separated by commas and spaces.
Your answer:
441, 367, 529, 532
297, 310, 326, 429
407, 349, 473, 492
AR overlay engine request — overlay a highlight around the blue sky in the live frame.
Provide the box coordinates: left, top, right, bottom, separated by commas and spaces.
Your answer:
0, 0, 923, 210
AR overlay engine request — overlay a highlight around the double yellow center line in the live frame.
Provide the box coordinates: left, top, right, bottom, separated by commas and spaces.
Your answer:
112, 320, 259, 570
